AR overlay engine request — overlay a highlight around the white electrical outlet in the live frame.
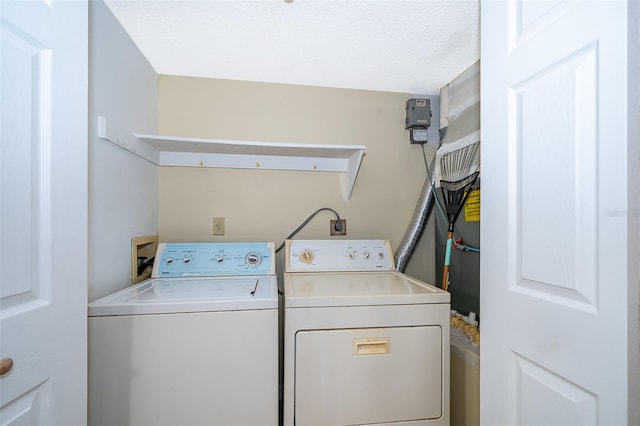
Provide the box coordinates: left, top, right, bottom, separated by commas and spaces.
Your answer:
213, 217, 225, 235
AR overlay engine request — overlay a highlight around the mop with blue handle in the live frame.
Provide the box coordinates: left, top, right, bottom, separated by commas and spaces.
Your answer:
439, 141, 480, 291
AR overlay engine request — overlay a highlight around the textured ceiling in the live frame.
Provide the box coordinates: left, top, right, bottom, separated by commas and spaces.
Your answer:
104, 0, 480, 95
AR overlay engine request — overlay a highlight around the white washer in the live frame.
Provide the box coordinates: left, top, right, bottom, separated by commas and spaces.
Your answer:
88, 242, 278, 426
283, 240, 450, 426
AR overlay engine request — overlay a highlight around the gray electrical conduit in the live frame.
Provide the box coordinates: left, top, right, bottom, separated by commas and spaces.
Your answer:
394, 151, 437, 272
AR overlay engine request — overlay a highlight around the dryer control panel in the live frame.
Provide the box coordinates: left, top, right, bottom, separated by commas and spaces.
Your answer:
152, 242, 275, 277
285, 240, 395, 272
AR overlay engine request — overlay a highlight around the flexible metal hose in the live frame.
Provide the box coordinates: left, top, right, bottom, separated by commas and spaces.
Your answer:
394, 173, 436, 272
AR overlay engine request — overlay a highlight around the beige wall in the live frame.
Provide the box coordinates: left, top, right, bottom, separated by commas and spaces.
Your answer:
157, 75, 436, 283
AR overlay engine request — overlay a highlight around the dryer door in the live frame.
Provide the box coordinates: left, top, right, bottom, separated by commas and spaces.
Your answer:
294, 326, 442, 425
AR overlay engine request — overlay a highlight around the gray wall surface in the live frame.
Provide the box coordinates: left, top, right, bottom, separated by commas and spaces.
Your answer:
88, 0, 158, 300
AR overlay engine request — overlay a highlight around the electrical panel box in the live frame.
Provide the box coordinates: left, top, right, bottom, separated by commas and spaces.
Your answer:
405, 98, 431, 129
405, 98, 431, 144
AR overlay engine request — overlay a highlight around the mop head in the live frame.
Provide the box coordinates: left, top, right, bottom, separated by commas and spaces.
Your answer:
434, 130, 480, 188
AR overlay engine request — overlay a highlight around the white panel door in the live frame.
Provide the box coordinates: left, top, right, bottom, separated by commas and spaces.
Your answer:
481, 1, 631, 425
0, 1, 88, 425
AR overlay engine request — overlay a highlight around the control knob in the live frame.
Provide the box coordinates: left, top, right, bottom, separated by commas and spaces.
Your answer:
299, 250, 314, 264
245, 252, 262, 266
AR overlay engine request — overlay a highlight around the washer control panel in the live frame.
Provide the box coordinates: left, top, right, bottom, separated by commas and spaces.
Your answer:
285, 240, 395, 272
152, 242, 275, 277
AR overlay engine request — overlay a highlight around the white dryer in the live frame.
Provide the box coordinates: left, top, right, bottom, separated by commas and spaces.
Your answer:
283, 239, 450, 426
88, 242, 278, 426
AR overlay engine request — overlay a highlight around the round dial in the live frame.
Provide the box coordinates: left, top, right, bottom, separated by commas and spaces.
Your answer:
245, 252, 262, 266
299, 250, 314, 264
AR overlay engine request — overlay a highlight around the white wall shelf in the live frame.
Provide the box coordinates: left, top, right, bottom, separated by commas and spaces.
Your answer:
96, 117, 366, 199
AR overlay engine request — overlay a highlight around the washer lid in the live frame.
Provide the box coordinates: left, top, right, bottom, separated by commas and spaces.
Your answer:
284, 271, 449, 307
89, 276, 278, 316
